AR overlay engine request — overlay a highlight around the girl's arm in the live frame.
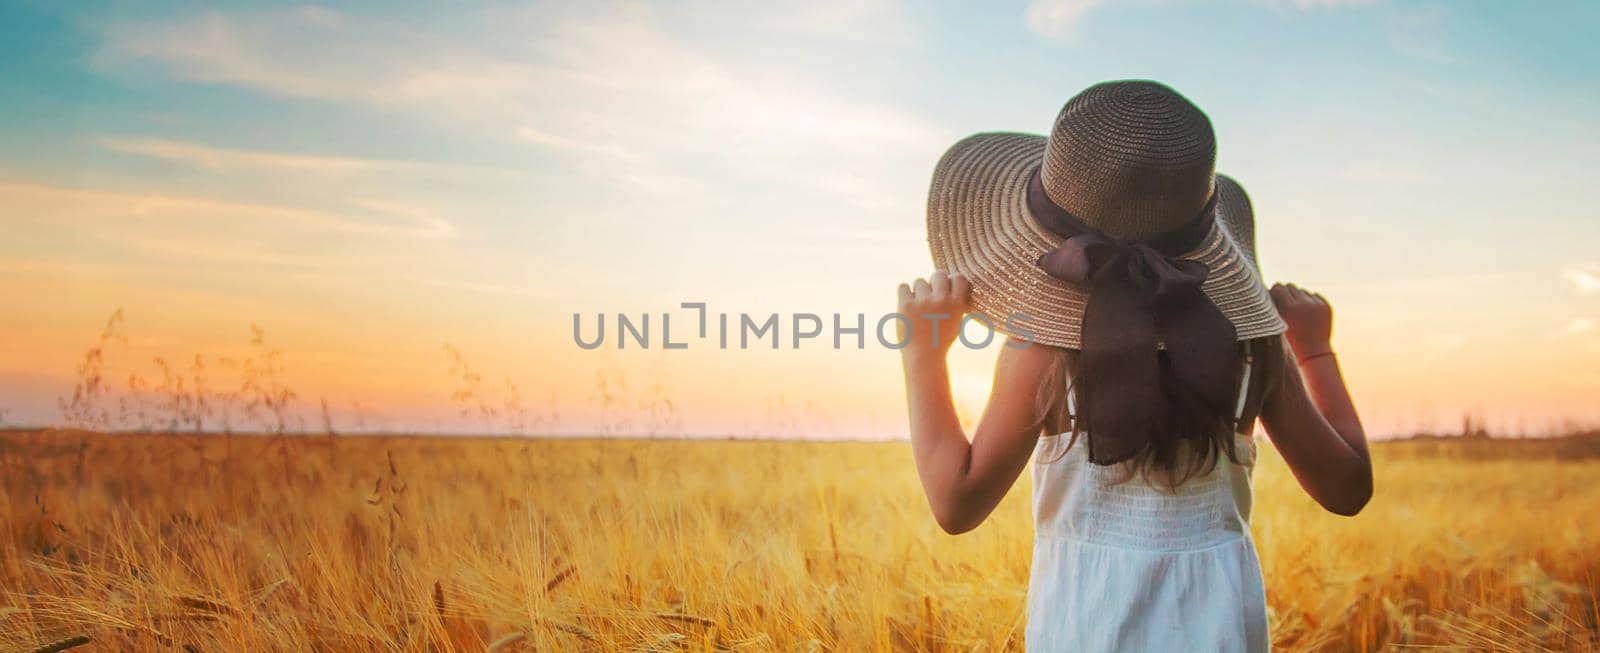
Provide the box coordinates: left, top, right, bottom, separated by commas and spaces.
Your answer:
1260, 282, 1373, 516
898, 271, 1051, 534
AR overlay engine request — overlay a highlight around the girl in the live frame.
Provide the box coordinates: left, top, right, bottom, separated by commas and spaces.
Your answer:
898, 81, 1371, 651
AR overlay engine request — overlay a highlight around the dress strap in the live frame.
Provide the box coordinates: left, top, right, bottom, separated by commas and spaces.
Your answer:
1233, 338, 1271, 434
1062, 373, 1081, 441
1232, 340, 1253, 424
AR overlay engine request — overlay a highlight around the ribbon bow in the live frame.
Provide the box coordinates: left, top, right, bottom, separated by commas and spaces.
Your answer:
1026, 170, 1239, 465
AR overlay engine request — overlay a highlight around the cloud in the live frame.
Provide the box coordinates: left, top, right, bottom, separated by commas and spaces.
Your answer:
763, 0, 918, 45
97, 7, 371, 100
1565, 265, 1600, 296
346, 199, 455, 239
115, 234, 357, 270
1557, 317, 1596, 336
1025, 0, 1108, 39
95, 6, 946, 209
100, 136, 432, 175
95, 7, 567, 129
515, 127, 639, 162
1, 181, 455, 241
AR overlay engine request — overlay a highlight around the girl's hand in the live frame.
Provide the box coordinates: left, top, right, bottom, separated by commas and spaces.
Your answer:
897, 271, 971, 357
1270, 282, 1334, 358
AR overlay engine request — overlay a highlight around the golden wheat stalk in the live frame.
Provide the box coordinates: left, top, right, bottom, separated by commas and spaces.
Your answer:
545, 565, 576, 593
655, 612, 716, 627
25, 635, 90, 653
486, 631, 525, 652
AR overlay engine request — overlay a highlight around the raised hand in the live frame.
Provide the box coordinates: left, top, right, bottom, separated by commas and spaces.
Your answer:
1270, 282, 1333, 360
897, 270, 971, 357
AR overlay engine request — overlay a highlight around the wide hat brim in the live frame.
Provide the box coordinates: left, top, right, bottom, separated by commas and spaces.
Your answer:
927, 132, 1286, 349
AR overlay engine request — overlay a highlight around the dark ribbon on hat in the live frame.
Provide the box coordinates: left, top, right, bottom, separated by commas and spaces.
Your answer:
1026, 168, 1239, 465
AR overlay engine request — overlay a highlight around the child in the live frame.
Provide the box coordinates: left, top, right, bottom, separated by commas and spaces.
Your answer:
899, 80, 1371, 652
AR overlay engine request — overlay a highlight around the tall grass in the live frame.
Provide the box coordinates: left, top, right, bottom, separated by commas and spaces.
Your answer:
51, 311, 608, 438
3, 431, 1597, 651
55, 310, 303, 435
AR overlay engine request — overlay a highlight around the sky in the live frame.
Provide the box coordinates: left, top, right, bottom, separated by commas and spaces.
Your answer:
2, 0, 1598, 438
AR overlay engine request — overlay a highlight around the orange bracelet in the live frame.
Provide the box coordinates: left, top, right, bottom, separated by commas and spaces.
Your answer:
1297, 350, 1336, 366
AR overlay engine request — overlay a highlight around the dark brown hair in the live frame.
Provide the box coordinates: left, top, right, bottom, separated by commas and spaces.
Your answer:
1033, 336, 1287, 488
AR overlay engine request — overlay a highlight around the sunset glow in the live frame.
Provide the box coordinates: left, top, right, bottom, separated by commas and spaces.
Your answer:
3, 2, 1598, 437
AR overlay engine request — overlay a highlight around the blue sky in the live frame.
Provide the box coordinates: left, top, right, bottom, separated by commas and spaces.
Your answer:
2, 0, 1598, 436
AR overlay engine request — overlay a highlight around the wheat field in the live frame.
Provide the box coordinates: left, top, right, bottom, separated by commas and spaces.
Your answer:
2, 430, 1597, 652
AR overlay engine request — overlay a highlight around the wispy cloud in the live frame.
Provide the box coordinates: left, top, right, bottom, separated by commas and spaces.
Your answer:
347, 199, 455, 239
1556, 317, 1596, 336
96, 5, 944, 209
763, 0, 919, 46
97, 7, 368, 101
515, 127, 639, 162
114, 234, 357, 270
100, 136, 434, 175
1565, 264, 1600, 296
1025, 0, 1108, 39
2, 181, 455, 241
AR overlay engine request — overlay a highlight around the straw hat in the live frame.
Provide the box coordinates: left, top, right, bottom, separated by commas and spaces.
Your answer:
926, 80, 1284, 349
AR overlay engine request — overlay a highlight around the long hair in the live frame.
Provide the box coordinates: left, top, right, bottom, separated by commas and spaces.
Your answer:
1033, 336, 1286, 488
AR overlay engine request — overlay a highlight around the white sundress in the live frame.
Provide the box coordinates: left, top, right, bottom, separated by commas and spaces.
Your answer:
1025, 367, 1270, 652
